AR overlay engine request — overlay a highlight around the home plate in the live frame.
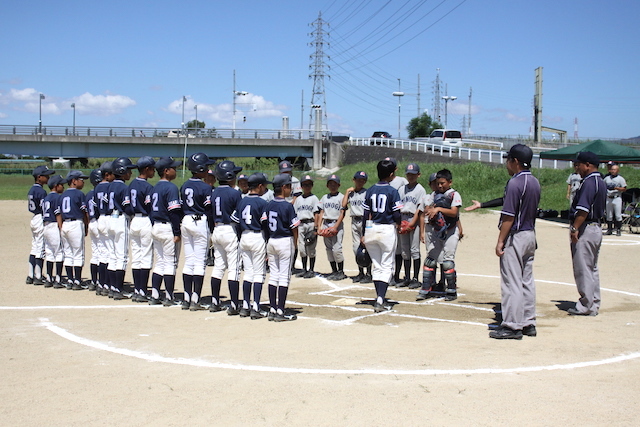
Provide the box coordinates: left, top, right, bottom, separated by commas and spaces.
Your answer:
331, 298, 358, 306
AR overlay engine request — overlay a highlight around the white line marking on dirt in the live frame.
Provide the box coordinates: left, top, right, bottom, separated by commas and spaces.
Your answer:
38, 317, 640, 376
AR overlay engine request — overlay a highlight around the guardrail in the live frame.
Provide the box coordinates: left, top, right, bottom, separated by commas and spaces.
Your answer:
0, 124, 324, 140
349, 138, 572, 170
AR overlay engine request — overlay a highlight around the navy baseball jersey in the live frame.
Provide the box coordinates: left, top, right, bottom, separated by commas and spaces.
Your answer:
501, 170, 540, 232
59, 188, 87, 220
232, 194, 269, 232
28, 184, 47, 215
570, 171, 606, 222
85, 189, 98, 220
261, 198, 300, 238
129, 177, 154, 215
181, 178, 212, 216
211, 185, 242, 224
363, 182, 403, 224
42, 192, 62, 223
94, 181, 112, 216
150, 180, 183, 235
108, 180, 133, 215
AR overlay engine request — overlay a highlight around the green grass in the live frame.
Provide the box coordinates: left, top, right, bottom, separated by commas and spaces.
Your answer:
4, 161, 639, 212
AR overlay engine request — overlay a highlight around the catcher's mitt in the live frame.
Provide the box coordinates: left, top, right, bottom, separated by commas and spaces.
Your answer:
399, 220, 413, 234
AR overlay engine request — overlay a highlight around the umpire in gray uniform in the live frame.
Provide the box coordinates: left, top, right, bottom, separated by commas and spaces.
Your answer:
490, 144, 541, 340
568, 151, 606, 316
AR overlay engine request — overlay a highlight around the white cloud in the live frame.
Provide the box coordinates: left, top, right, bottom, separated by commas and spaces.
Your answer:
0, 112, 7, 118
70, 92, 136, 116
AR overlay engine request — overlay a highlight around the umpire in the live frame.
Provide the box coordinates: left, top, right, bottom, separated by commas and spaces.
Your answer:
568, 151, 606, 316
490, 144, 540, 340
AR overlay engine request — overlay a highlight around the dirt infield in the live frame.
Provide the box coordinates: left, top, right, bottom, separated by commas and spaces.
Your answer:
1, 200, 639, 426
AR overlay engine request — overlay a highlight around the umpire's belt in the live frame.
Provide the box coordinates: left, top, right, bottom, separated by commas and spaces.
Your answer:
300, 218, 315, 223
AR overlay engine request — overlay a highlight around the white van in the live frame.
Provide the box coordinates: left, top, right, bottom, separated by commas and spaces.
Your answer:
167, 129, 195, 138
428, 129, 463, 148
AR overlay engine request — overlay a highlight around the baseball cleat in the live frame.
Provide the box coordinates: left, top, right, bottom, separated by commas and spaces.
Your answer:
359, 274, 372, 284
208, 304, 223, 312
522, 325, 537, 337
250, 309, 267, 319
373, 302, 391, 313
33, 277, 45, 286
44, 280, 53, 288
227, 306, 240, 316
268, 310, 277, 321
444, 289, 457, 301
181, 301, 190, 310
189, 302, 206, 311
148, 297, 162, 305
53, 281, 65, 289
303, 270, 316, 279
25, 276, 34, 285
274, 312, 297, 322
113, 291, 130, 300
489, 326, 523, 340
408, 279, 421, 289
567, 307, 598, 316
239, 307, 251, 317
416, 289, 431, 301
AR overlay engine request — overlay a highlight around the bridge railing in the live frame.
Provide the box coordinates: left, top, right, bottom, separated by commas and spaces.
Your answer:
0, 124, 324, 140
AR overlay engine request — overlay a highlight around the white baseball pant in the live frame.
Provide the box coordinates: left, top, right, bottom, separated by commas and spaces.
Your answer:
108, 215, 130, 271
130, 215, 153, 269
61, 220, 85, 267
211, 224, 240, 281
43, 221, 63, 263
364, 223, 396, 283
152, 222, 180, 276
30, 214, 45, 258
181, 215, 209, 276
267, 236, 295, 287
240, 230, 267, 283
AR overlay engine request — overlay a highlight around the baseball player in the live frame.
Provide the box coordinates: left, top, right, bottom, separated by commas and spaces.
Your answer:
129, 156, 156, 302
42, 174, 66, 288
341, 171, 371, 283
384, 157, 408, 286
362, 159, 403, 313
27, 165, 54, 285
209, 160, 243, 314
57, 170, 90, 290
262, 173, 300, 321
204, 168, 216, 266
317, 174, 346, 280
397, 163, 426, 288
180, 153, 215, 311
107, 157, 137, 300
93, 161, 114, 296
603, 163, 627, 236
278, 160, 302, 202
566, 164, 581, 206
236, 174, 249, 197
231, 172, 271, 318
490, 144, 540, 340
568, 151, 606, 316
293, 174, 320, 278
149, 157, 184, 306
85, 169, 102, 291
418, 169, 462, 301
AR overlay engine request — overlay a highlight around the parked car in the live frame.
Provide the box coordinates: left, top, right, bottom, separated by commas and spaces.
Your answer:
370, 131, 392, 145
428, 129, 463, 148
167, 129, 195, 138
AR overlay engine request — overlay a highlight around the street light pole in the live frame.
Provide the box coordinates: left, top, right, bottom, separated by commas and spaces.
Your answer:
71, 103, 76, 135
442, 95, 457, 128
181, 96, 187, 177
232, 70, 248, 135
392, 78, 405, 139
39, 94, 45, 134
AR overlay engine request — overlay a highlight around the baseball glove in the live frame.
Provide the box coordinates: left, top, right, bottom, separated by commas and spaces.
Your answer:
321, 227, 338, 237
399, 220, 413, 234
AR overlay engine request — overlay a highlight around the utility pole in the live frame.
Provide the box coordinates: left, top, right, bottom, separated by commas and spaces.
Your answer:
468, 87, 472, 135
534, 67, 543, 144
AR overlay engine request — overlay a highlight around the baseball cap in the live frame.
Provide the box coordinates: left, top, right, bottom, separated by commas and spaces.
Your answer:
273, 173, 292, 187
32, 165, 55, 178
327, 174, 340, 184
207, 169, 215, 176
607, 161, 617, 167
279, 160, 293, 172
503, 144, 533, 167
48, 174, 66, 189
237, 174, 248, 182
574, 151, 600, 166
383, 157, 398, 167
66, 170, 90, 181
137, 156, 156, 168
353, 171, 368, 180
428, 172, 438, 183
155, 156, 182, 173
248, 172, 272, 185
405, 163, 420, 174
100, 161, 113, 174
301, 174, 314, 183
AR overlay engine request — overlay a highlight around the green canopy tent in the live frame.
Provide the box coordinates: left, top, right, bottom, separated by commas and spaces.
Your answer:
539, 139, 640, 162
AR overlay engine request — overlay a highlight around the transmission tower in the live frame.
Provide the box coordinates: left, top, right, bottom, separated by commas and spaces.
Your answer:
308, 11, 330, 131
574, 117, 579, 140
432, 68, 442, 124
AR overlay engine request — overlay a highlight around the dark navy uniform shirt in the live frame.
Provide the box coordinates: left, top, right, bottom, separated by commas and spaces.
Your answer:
181, 178, 212, 216
261, 198, 300, 238
150, 180, 183, 235
28, 184, 47, 215
59, 188, 87, 220
94, 182, 112, 217
42, 192, 62, 223
108, 180, 133, 215
500, 170, 541, 232
86, 190, 98, 220
129, 177, 154, 216
570, 171, 606, 222
363, 182, 403, 225
232, 194, 268, 232
211, 185, 242, 224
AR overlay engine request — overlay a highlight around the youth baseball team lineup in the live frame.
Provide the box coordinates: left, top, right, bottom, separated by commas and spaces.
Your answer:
25, 145, 608, 337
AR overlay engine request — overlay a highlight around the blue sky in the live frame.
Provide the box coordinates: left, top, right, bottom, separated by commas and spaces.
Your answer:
1, 0, 638, 140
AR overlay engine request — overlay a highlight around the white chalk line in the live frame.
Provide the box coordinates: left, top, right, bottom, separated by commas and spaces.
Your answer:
37, 317, 640, 376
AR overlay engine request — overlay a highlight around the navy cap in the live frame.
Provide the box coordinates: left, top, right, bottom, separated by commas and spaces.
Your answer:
574, 151, 600, 166
155, 157, 182, 173
32, 165, 55, 178
301, 174, 314, 183
353, 171, 368, 180
48, 174, 66, 189
66, 170, 90, 181
248, 172, 272, 185
279, 160, 293, 172
100, 161, 113, 174
428, 172, 438, 183
384, 157, 398, 167
327, 174, 340, 184
273, 173, 292, 187
237, 174, 248, 181
405, 163, 420, 174
137, 156, 156, 168
503, 144, 533, 167
207, 169, 216, 176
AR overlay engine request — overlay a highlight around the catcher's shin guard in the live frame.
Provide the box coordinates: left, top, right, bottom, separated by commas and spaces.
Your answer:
442, 260, 456, 291
421, 257, 437, 291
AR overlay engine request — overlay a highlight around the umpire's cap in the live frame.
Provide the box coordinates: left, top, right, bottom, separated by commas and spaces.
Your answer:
32, 165, 55, 178
503, 144, 533, 168
574, 151, 600, 166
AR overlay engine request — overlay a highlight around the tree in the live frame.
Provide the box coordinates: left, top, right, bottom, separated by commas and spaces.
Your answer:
406, 113, 442, 139
186, 119, 206, 129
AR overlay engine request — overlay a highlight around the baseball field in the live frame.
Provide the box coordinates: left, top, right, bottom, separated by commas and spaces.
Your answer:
1, 199, 639, 426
